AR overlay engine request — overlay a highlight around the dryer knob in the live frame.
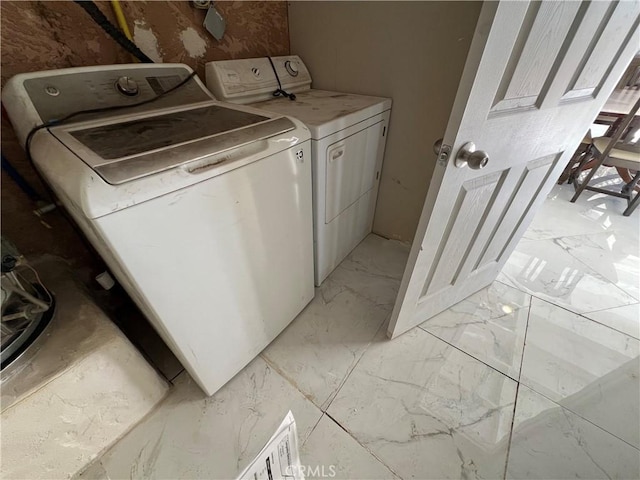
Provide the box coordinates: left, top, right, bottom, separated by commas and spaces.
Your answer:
115, 76, 139, 96
284, 60, 299, 77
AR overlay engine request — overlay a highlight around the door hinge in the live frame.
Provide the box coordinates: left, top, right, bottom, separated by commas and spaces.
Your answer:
437, 144, 452, 167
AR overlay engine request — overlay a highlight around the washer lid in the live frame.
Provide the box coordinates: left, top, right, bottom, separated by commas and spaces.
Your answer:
52, 103, 296, 184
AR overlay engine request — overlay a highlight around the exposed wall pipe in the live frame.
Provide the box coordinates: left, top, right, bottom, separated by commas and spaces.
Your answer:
110, 0, 132, 41
74, 1, 153, 63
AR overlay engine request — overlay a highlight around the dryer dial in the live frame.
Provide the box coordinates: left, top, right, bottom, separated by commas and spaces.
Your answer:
284, 61, 299, 77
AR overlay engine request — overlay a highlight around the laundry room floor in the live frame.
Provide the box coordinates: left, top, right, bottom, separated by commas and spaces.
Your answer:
79, 182, 639, 480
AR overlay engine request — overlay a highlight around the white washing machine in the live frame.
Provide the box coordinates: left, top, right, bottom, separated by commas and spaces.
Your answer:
206, 56, 392, 285
2, 64, 314, 396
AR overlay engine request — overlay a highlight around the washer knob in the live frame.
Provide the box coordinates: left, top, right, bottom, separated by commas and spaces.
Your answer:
284, 60, 299, 77
115, 76, 139, 96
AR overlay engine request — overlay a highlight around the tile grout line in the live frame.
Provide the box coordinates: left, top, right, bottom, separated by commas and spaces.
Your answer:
260, 302, 394, 414
576, 312, 640, 340
519, 297, 640, 451
503, 293, 534, 479
317, 317, 404, 477
494, 277, 516, 289
528, 293, 639, 341
502, 381, 522, 480
323, 411, 403, 480
257, 353, 326, 447
78, 378, 175, 476
517, 294, 533, 382
258, 353, 325, 411
417, 325, 522, 383
300, 412, 326, 449
517, 382, 640, 452
495, 276, 544, 304
501, 269, 637, 316
580, 301, 640, 316
321, 316, 391, 413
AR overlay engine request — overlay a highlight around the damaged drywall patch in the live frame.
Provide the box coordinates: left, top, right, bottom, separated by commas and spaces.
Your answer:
133, 20, 163, 62
86, 39, 101, 56
179, 27, 207, 58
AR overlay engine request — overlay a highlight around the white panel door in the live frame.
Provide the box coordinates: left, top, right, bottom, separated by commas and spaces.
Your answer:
388, 0, 640, 338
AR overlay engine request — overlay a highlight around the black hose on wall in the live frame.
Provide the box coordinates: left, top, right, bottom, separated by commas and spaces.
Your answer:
1, 153, 42, 202
73, 1, 154, 64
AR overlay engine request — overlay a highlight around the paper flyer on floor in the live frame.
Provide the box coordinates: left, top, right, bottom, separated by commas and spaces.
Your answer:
236, 411, 304, 480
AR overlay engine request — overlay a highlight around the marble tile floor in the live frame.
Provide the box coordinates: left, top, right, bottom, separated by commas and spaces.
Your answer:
80, 184, 639, 480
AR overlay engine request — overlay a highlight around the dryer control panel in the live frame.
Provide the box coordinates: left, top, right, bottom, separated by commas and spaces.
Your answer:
205, 55, 312, 104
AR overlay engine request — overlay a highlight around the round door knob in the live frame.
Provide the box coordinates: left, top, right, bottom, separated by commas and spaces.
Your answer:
433, 138, 443, 155
455, 142, 489, 169
115, 76, 139, 96
285, 60, 299, 77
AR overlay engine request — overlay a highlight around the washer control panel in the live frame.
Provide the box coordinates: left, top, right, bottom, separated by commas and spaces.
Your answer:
19, 65, 212, 124
205, 55, 312, 104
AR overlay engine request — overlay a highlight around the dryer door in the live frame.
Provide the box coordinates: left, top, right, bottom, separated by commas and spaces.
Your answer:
325, 120, 385, 223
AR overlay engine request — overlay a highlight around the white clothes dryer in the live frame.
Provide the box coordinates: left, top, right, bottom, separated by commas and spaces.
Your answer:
206, 56, 392, 285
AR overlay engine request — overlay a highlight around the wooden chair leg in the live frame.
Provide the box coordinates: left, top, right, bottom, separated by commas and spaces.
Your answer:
571, 151, 606, 203
568, 146, 594, 186
558, 144, 591, 185
618, 170, 640, 200
617, 168, 640, 195
623, 190, 640, 216
558, 144, 589, 184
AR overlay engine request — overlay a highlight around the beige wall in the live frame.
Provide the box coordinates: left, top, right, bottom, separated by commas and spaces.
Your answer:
289, 1, 482, 242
